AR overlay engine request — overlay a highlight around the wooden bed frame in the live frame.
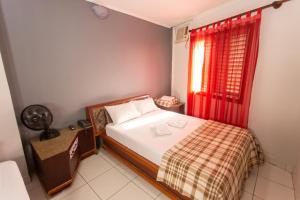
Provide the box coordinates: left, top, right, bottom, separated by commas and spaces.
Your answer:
86, 95, 189, 200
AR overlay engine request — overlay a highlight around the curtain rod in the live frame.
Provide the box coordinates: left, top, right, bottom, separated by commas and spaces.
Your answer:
189, 0, 291, 32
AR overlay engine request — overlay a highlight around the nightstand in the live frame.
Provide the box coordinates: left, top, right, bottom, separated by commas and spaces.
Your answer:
156, 102, 185, 114
31, 126, 96, 195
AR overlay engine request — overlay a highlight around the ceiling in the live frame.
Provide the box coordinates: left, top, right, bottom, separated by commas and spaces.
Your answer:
85, 0, 233, 28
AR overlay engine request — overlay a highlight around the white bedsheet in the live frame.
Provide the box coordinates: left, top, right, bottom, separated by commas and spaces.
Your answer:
0, 161, 30, 200
106, 110, 206, 165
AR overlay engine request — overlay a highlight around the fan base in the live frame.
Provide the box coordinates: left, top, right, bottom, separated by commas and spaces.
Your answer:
40, 129, 60, 141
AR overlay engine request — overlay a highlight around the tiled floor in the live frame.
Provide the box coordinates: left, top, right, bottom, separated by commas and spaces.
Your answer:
26, 148, 295, 200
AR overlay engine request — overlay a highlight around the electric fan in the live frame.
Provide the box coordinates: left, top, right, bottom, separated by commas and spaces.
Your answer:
21, 105, 60, 140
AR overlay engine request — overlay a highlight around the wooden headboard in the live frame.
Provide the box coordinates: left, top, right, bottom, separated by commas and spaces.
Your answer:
86, 94, 150, 137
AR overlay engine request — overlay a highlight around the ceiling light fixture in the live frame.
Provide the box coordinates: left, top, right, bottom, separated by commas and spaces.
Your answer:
85, 0, 110, 19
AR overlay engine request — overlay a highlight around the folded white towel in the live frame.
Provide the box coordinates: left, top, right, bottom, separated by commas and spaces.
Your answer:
167, 119, 188, 129
161, 96, 176, 101
153, 124, 172, 136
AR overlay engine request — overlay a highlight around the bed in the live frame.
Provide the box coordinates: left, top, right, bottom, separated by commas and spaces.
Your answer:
106, 109, 206, 166
0, 161, 30, 200
86, 95, 263, 200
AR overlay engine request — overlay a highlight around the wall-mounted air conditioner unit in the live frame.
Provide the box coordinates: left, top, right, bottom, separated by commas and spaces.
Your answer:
175, 26, 189, 43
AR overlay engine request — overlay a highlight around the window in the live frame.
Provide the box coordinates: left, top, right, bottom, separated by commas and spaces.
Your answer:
191, 40, 205, 93
196, 32, 248, 99
187, 10, 261, 128
224, 33, 247, 96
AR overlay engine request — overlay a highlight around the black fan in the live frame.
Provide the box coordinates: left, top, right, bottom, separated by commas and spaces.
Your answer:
21, 105, 60, 140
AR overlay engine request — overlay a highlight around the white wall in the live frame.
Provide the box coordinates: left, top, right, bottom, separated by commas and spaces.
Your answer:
172, 0, 300, 172
171, 26, 190, 106
0, 50, 29, 182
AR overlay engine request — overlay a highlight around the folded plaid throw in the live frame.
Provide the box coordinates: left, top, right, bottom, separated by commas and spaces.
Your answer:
157, 120, 264, 200
155, 98, 179, 108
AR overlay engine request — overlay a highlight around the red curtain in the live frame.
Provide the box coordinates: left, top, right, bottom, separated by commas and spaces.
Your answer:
187, 10, 262, 128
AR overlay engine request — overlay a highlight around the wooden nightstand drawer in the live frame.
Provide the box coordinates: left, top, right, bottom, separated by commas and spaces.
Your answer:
156, 103, 185, 114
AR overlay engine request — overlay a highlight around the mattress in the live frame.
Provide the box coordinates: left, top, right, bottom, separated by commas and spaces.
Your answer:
106, 109, 206, 165
0, 161, 30, 200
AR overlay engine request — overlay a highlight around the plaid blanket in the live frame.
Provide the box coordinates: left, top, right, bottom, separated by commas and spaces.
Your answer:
155, 98, 179, 108
157, 120, 264, 200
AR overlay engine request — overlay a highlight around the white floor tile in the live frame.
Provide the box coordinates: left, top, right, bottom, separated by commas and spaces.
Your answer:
258, 162, 293, 188
255, 177, 295, 200
156, 193, 171, 200
241, 191, 253, 200
89, 168, 130, 199
250, 166, 259, 177
80, 154, 98, 165
60, 185, 99, 200
27, 185, 47, 200
133, 176, 161, 198
244, 168, 257, 194
26, 174, 42, 191
48, 174, 86, 200
98, 149, 121, 167
253, 196, 263, 200
78, 155, 112, 181
115, 163, 137, 180
109, 182, 153, 200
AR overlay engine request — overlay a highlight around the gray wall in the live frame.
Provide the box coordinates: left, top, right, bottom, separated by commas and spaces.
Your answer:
0, 0, 172, 132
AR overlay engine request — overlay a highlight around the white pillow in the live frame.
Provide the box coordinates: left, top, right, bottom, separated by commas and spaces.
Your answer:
105, 102, 141, 124
132, 98, 160, 115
